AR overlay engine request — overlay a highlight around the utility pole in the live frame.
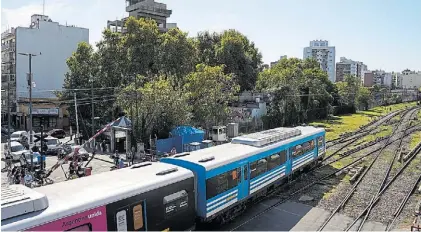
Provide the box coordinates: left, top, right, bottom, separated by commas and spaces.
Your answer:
7, 75, 11, 151
74, 92, 80, 142
91, 79, 95, 146
18, 52, 40, 148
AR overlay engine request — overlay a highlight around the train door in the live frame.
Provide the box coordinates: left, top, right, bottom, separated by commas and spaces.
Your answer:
238, 164, 249, 200
286, 148, 293, 174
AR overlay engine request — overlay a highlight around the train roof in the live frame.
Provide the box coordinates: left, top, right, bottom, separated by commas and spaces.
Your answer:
165, 126, 324, 171
1, 162, 193, 231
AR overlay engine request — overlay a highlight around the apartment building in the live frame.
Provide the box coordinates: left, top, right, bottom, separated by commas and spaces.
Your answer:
303, 40, 336, 83
1, 14, 88, 130
107, 0, 177, 33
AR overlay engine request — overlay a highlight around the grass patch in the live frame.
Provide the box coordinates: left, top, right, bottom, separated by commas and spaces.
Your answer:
330, 156, 354, 169
360, 125, 393, 143
410, 131, 421, 150
310, 102, 416, 141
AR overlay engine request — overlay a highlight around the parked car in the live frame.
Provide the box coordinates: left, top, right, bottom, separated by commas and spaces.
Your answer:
5, 141, 31, 161
36, 136, 62, 155
48, 129, 66, 139
10, 131, 28, 143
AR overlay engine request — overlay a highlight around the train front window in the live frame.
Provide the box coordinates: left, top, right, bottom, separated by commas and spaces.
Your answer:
318, 136, 324, 146
163, 190, 188, 218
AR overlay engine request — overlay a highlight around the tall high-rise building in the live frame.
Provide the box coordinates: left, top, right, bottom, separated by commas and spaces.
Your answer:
335, 57, 367, 82
303, 40, 336, 82
107, 0, 176, 33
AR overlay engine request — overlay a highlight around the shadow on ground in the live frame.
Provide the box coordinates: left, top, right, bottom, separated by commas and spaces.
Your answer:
200, 165, 345, 231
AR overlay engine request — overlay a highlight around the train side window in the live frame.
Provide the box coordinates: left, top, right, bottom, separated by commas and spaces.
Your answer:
267, 154, 281, 171
250, 159, 267, 179
206, 168, 241, 200
291, 145, 302, 158
163, 190, 189, 218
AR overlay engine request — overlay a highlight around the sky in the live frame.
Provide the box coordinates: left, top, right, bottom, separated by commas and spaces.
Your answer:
2, 0, 421, 72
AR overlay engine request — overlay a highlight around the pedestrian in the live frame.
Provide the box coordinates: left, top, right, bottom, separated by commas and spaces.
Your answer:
130, 147, 135, 166
118, 157, 125, 169
114, 150, 119, 167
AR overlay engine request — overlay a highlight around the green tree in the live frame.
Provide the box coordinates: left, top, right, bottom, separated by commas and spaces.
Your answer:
257, 58, 333, 126
357, 87, 372, 110
60, 42, 100, 138
123, 17, 160, 77
335, 74, 361, 112
195, 31, 220, 66
216, 30, 263, 91
185, 64, 240, 130
96, 29, 127, 87
117, 76, 191, 143
158, 28, 197, 85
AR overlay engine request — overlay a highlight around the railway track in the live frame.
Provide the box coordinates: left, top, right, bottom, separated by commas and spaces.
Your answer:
324, 108, 408, 160
317, 107, 419, 231
227, 107, 420, 231
325, 108, 406, 148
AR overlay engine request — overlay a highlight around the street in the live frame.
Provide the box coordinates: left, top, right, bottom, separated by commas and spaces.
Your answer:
1, 136, 117, 187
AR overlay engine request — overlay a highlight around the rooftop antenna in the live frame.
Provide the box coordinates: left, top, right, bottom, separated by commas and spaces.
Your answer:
42, 0, 45, 15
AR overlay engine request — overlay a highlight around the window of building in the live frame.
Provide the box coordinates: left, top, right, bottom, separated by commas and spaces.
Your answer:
48, 117, 57, 128
206, 168, 241, 200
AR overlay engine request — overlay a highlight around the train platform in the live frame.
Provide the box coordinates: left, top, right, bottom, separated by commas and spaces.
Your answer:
223, 199, 386, 231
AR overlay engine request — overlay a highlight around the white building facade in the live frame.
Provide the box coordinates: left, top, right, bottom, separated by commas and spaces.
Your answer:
15, 15, 89, 99
303, 40, 336, 83
1, 14, 88, 129
401, 70, 421, 89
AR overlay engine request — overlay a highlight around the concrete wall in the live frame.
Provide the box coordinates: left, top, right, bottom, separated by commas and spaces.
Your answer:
15, 21, 89, 99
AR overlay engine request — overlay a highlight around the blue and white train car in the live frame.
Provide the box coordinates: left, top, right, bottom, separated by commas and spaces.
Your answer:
161, 126, 325, 223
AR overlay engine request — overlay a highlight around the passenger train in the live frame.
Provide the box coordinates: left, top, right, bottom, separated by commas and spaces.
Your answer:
1, 126, 325, 231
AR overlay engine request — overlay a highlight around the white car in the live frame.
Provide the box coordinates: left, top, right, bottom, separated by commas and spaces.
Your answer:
10, 131, 28, 143
5, 141, 31, 161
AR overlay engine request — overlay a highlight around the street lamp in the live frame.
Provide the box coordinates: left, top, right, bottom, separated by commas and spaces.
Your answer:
18, 52, 41, 148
